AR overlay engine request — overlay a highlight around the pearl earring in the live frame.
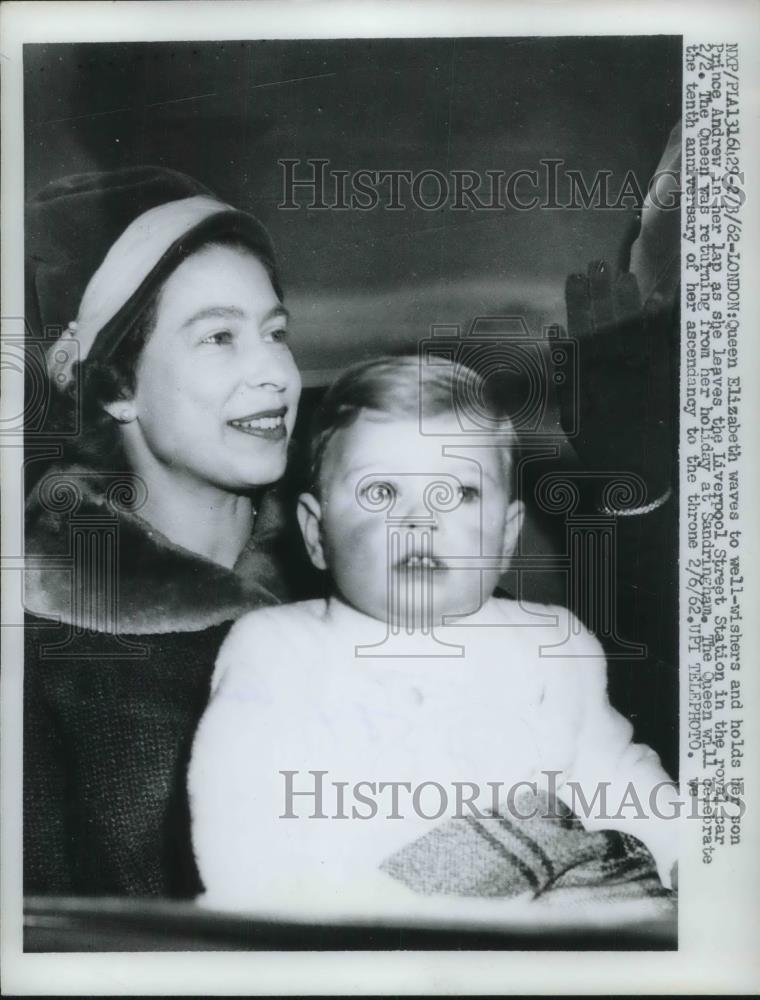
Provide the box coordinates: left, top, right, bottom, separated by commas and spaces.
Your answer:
119, 407, 132, 422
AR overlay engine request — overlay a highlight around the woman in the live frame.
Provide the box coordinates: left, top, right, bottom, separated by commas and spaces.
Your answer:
24, 167, 304, 897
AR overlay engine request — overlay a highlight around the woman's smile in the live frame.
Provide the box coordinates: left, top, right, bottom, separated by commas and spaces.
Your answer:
227, 406, 289, 439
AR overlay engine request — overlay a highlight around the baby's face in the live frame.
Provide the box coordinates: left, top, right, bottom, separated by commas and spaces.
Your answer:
309, 411, 522, 626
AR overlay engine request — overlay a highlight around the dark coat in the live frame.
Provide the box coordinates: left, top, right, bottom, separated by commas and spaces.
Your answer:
23, 466, 295, 898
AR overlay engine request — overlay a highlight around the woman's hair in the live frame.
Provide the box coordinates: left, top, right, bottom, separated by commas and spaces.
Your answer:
51, 238, 281, 472
307, 354, 520, 496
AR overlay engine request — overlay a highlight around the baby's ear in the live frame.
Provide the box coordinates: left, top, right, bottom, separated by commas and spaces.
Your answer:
501, 499, 525, 563
297, 492, 328, 571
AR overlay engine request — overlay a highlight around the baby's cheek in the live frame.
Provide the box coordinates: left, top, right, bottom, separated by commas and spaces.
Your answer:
344, 516, 382, 547
447, 521, 495, 556
329, 518, 386, 571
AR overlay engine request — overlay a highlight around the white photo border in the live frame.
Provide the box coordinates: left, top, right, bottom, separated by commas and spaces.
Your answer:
2, 0, 759, 994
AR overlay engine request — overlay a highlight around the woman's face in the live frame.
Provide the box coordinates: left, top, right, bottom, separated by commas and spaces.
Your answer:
119, 244, 301, 493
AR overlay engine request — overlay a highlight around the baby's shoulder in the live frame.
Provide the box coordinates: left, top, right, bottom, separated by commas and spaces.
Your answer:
211, 599, 329, 692
488, 595, 576, 632
487, 597, 604, 659
226, 598, 328, 643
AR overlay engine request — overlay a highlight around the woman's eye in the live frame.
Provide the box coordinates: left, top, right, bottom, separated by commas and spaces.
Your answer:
263, 327, 288, 344
458, 485, 480, 503
201, 330, 233, 346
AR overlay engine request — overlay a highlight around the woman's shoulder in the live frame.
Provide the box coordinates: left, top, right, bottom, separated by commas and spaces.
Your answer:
23, 464, 290, 636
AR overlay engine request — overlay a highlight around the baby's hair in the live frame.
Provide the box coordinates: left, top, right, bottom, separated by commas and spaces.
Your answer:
308, 353, 520, 495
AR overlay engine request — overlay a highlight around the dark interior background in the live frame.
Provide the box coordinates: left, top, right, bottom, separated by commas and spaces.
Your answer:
25, 37, 681, 378
24, 37, 681, 772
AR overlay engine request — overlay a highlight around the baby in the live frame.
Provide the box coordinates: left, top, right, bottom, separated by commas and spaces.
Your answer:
189, 355, 678, 912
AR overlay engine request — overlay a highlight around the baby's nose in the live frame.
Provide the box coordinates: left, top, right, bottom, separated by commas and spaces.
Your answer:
400, 515, 436, 531
395, 497, 437, 528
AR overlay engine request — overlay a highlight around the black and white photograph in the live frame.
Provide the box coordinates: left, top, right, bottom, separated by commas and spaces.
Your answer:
1, 0, 758, 994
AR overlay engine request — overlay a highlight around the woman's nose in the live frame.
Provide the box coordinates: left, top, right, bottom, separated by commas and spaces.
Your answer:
240, 339, 290, 391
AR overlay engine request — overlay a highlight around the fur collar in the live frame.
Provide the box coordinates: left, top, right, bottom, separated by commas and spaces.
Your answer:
24, 465, 291, 634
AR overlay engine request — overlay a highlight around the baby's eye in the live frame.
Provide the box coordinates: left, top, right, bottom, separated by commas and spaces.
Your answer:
457, 484, 480, 503
263, 327, 288, 344
201, 329, 233, 346
360, 480, 396, 505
